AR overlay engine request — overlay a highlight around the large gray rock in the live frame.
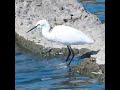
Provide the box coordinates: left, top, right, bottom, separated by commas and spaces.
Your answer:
15, 0, 105, 65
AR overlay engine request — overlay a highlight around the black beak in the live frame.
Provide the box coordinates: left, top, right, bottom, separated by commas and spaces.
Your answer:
26, 25, 38, 33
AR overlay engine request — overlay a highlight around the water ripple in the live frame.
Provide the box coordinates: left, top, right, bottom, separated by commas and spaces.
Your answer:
15, 50, 104, 89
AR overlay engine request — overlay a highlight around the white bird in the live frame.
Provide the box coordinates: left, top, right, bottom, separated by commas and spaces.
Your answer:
27, 19, 94, 66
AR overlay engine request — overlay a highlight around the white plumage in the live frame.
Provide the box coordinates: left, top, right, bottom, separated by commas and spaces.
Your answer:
48, 25, 94, 45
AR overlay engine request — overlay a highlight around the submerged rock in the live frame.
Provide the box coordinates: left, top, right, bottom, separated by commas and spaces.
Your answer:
72, 58, 105, 83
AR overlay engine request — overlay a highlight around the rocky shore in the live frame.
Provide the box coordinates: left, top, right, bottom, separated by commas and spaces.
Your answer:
15, 0, 105, 82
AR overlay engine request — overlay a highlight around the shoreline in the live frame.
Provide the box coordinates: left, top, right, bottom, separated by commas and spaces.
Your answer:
15, 0, 105, 82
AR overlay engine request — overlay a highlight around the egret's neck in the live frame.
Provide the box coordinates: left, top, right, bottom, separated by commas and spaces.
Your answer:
41, 23, 51, 39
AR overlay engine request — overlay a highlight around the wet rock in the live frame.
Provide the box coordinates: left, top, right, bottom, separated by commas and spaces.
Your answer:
72, 58, 105, 83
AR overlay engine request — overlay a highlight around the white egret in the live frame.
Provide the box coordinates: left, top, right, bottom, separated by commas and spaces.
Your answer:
27, 19, 94, 66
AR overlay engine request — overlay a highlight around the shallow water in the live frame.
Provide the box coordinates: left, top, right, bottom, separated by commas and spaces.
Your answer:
15, 44, 105, 89
78, 0, 105, 22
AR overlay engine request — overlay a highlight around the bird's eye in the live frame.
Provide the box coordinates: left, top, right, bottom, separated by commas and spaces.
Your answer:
37, 24, 40, 26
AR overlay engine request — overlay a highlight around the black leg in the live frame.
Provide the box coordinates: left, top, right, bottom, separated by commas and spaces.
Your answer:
68, 46, 75, 66
66, 45, 71, 62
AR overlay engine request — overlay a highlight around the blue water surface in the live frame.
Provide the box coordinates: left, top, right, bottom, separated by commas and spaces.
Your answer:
78, 0, 105, 22
15, 44, 105, 89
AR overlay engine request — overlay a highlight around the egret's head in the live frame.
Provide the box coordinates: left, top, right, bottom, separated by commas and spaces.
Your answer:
27, 19, 48, 33
35, 19, 48, 28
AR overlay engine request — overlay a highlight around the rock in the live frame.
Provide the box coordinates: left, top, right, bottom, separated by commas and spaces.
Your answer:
72, 58, 105, 83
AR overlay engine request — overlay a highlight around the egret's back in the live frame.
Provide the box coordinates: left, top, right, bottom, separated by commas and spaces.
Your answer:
49, 25, 94, 45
